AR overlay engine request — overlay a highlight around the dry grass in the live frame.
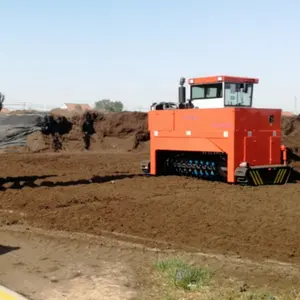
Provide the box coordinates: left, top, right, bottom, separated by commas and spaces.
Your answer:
134, 257, 300, 300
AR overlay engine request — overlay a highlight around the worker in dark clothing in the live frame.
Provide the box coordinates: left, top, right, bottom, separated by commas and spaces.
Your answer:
53, 117, 63, 151
40, 115, 69, 151
43, 116, 61, 151
82, 112, 96, 150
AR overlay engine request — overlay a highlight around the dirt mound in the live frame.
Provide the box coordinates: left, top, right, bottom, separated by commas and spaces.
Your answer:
281, 115, 300, 155
27, 111, 149, 153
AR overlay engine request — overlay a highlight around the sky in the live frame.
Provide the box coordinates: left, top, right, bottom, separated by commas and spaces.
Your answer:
0, 0, 299, 112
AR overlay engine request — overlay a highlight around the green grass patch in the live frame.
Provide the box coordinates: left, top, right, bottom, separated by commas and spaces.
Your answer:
154, 257, 212, 291
242, 293, 276, 300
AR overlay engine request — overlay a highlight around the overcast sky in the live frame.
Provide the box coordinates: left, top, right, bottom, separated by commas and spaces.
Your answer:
0, 0, 299, 112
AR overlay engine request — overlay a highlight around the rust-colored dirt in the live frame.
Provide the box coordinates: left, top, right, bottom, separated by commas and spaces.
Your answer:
1, 112, 300, 267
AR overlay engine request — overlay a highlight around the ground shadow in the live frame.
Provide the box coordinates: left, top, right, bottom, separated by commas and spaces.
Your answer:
0, 245, 20, 256
287, 149, 300, 182
0, 174, 143, 191
0, 175, 56, 190
39, 174, 141, 188
287, 148, 300, 162
291, 169, 300, 182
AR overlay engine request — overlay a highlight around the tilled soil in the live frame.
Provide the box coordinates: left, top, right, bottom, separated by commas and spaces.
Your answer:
1, 152, 300, 265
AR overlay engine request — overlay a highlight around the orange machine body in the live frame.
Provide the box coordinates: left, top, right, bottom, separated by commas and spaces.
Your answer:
148, 107, 282, 183
140, 74, 292, 185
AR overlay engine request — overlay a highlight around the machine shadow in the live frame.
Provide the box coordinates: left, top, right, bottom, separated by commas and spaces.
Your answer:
291, 169, 300, 182
287, 148, 300, 162
287, 149, 300, 182
39, 174, 141, 188
0, 174, 143, 190
0, 175, 56, 191
0, 245, 20, 256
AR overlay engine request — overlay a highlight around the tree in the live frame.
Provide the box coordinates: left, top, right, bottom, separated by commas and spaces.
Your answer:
0, 92, 5, 112
95, 99, 124, 112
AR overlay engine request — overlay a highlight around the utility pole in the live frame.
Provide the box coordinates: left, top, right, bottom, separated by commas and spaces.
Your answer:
295, 96, 298, 115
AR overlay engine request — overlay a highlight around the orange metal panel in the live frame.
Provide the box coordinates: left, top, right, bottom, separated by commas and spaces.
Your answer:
235, 108, 282, 168
148, 106, 282, 183
189, 76, 221, 84
269, 136, 281, 164
148, 108, 237, 182
235, 108, 281, 131
188, 76, 259, 85
151, 131, 229, 139
243, 137, 258, 165
149, 108, 235, 132
222, 76, 259, 84
151, 138, 229, 152
148, 111, 174, 131
174, 109, 234, 131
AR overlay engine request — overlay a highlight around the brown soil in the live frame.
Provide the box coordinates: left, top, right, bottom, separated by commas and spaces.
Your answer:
0, 151, 300, 266
26, 111, 149, 153
282, 115, 300, 155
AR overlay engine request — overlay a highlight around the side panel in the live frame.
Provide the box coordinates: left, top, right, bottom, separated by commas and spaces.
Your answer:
148, 108, 235, 146
269, 136, 281, 164
243, 137, 258, 164
148, 110, 174, 131
150, 137, 229, 152
148, 108, 236, 182
243, 133, 278, 165
235, 108, 282, 169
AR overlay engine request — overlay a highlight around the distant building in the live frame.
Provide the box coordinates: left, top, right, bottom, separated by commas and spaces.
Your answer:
282, 111, 295, 117
61, 103, 92, 111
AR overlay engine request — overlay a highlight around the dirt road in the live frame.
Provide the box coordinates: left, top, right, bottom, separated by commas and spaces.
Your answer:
2, 224, 300, 300
0, 226, 140, 300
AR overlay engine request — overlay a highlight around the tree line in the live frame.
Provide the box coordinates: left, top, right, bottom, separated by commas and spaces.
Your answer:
94, 99, 124, 112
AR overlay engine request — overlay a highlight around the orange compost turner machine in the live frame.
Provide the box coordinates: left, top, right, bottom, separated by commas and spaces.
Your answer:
141, 75, 293, 185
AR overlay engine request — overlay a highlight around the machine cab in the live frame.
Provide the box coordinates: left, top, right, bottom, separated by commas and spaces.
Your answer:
188, 75, 259, 109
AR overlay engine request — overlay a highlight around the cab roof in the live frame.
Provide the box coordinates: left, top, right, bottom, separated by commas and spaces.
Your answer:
188, 75, 259, 85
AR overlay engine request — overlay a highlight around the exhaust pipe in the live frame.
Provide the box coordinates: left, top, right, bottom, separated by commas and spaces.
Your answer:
179, 77, 186, 105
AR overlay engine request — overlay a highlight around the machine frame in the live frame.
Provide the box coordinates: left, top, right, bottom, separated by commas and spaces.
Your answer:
141, 75, 293, 186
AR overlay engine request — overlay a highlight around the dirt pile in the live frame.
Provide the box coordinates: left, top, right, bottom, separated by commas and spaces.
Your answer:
27, 111, 149, 153
281, 115, 300, 155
